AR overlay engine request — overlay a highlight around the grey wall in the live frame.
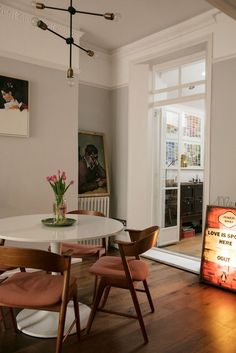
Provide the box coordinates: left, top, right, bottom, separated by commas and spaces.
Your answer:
78, 83, 112, 200
78, 83, 129, 220
78, 83, 112, 151
210, 57, 236, 204
0, 57, 79, 219
111, 86, 128, 220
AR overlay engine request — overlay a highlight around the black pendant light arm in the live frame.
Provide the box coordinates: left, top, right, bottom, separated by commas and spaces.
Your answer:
32, 1, 119, 81
46, 27, 68, 42
75, 10, 114, 20
69, 0, 73, 70
34, 2, 114, 19
72, 42, 94, 56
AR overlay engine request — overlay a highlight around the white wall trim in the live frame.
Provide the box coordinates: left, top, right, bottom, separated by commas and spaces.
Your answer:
213, 52, 236, 63
111, 10, 236, 89
111, 9, 218, 59
79, 80, 111, 90
110, 83, 129, 91
0, 49, 80, 74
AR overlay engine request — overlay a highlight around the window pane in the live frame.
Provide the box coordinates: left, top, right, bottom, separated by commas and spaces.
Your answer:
163, 189, 178, 227
165, 169, 178, 187
183, 113, 201, 138
181, 60, 205, 84
183, 143, 201, 167
154, 90, 178, 102
166, 141, 178, 167
155, 68, 178, 90
165, 110, 178, 137
182, 84, 205, 97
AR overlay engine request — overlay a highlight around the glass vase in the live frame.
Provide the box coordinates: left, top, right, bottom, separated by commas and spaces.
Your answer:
53, 194, 67, 223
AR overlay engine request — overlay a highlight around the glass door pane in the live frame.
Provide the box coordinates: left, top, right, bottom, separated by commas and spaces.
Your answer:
161, 109, 180, 229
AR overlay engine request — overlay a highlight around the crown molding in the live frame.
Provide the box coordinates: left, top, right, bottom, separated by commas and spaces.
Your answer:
0, 3, 83, 40
79, 80, 111, 90
213, 52, 236, 63
111, 9, 218, 59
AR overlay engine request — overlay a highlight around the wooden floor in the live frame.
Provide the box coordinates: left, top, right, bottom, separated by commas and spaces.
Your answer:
164, 234, 203, 257
1, 254, 236, 353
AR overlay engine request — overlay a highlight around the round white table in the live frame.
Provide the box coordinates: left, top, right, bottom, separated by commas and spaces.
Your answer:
0, 213, 123, 338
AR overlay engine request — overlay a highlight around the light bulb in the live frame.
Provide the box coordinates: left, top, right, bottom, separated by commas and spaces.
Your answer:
104, 12, 122, 21
31, 16, 39, 26
32, 2, 45, 9
87, 50, 94, 57
67, 77, 75, 87
113, 12, 122, 22
67, 68, 75, 87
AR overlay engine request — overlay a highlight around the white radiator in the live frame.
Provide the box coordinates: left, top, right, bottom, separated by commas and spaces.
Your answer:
78, 196, 110, 246
78, 196, 110, 217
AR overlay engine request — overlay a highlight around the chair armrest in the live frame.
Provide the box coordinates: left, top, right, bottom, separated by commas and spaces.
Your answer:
62, 249, 74, 257
113, 239, 134, 246
125, 229, 140, 233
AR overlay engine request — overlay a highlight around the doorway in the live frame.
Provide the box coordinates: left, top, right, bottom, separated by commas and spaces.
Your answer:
151, 55, 206, 265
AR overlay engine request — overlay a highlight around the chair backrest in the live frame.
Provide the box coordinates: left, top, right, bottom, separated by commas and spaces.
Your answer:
127, 226, 159, 243
0, 247, 71, 274
118, 226, 159, 258
67, 209, 105, 217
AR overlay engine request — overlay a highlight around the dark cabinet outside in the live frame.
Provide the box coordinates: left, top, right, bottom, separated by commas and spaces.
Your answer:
180, 182, 203, 237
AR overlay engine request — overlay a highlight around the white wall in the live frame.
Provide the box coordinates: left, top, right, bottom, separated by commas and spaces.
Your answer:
2, 3, 236, 230
0, 4, 79, 221
110, 9, 236, 228
0, 57, 79, 219
210, 57, 236, 204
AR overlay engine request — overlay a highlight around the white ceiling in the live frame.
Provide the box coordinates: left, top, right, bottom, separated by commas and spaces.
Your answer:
1, 0, 213, 51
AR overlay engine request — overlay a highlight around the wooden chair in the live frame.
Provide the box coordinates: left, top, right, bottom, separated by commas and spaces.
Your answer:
0, 247, 80, 353
61, 209, 106, 258
61, 210, 107, 301
86, 226, 159, 343
0, 238, 23, 332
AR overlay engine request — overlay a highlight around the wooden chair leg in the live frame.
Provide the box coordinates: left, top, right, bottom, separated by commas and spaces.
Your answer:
72, 294, 80, 341
56, 302, 68, 353
99, 285, 111, 309
129, 284, 148, 344
9, 308, 18, 333
143, 280, 154, 313
0, 307, 6, 331
92, 275, 98, 304
86, 279, 106, 334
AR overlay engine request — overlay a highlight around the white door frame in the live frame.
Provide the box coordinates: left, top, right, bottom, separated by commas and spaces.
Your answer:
127, 35, 212, 272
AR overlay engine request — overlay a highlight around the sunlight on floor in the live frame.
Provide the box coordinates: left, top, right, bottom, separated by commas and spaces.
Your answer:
163, 234, 203, 257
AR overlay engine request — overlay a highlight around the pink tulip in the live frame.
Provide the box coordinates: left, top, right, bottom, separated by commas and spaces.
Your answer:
46, 176, 51, 182
62, 171, 66, 181
70, 180, 74, 185
52, 175, 57, 182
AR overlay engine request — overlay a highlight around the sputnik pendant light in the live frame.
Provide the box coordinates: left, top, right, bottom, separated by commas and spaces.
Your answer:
31, 1, 120, 85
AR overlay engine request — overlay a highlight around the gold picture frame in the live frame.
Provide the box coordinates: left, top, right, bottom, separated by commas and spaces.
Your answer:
78, 130, 110, 197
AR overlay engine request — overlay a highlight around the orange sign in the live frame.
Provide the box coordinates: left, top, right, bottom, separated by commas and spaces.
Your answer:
200, 206, 236, 292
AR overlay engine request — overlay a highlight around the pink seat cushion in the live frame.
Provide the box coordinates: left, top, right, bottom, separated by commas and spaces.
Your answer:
89, 256, 148, 281
62, 242, 105, 257
0, 271, 76, 307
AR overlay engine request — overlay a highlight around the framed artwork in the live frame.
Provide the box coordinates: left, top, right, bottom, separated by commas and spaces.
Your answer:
200, 206, 236, 292
0, 74, 29, 137
78, 130, 110, 196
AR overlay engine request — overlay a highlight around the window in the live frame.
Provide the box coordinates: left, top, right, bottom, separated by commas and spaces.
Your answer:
152, 58, 206, 105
